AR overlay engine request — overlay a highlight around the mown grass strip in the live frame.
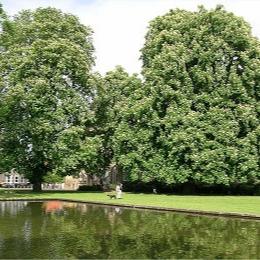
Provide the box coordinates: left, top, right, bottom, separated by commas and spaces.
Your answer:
0, 189, 260, 216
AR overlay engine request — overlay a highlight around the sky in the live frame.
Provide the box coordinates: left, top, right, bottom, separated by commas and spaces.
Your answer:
1, 0, 260, 75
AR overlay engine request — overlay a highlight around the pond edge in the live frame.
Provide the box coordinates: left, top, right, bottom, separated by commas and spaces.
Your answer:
1, 197, 260, 220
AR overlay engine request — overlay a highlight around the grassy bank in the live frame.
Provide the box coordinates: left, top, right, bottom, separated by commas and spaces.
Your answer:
0, 189, 260, 215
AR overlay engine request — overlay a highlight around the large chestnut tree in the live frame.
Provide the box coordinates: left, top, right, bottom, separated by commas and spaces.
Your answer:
0, 7, 99, 191
114, 6, 260, 187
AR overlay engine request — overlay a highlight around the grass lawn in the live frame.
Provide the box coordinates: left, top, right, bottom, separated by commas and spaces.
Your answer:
0, 189, 260, 215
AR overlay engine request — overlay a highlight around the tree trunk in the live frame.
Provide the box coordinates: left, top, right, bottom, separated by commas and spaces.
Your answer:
32, 181, 42, 192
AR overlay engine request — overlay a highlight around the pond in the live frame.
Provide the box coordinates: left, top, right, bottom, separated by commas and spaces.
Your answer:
0, 201, 259, 259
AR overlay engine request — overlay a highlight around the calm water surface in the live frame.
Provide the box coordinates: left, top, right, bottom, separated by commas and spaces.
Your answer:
0, 201, 259, 259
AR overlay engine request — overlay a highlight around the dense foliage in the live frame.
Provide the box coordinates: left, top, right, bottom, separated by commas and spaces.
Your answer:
114, 6, 260, 188
93, 66, 142, 180
0, 4, 259, 191
0, 7, 99, 190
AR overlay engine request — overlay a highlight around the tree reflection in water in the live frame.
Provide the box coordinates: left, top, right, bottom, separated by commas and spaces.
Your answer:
0, 201, 259, 259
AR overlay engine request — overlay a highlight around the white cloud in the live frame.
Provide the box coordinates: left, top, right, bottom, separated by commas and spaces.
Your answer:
2, 0, 260, 74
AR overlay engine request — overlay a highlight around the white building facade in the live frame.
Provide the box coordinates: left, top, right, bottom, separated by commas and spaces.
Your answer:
0, 170, 30, 188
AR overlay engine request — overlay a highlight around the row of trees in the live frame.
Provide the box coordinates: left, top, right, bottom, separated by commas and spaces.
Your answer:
0, 4, 259, 191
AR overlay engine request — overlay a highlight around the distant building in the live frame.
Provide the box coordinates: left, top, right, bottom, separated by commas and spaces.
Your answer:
0, 170, 30, 188
0, 167, 121, 190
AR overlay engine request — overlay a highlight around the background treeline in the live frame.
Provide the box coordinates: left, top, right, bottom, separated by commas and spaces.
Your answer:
0, 4, 259, 193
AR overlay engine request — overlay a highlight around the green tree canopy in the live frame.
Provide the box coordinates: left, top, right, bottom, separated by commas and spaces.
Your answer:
92, 66, 142, 180
0, 5, 259, 191
0, 7, 97, 190
114, 6, 260, 186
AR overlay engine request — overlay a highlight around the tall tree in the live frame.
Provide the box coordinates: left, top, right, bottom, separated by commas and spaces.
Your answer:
0, 7, 96, 191
115, 6, 260, 187
93, 66, 142, 181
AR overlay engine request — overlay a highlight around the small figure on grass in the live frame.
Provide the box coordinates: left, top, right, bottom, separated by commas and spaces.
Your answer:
116, 183, 122, 199
106, 183, 123, 199
107, 192, 117, 199
106, 184, 117, 199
